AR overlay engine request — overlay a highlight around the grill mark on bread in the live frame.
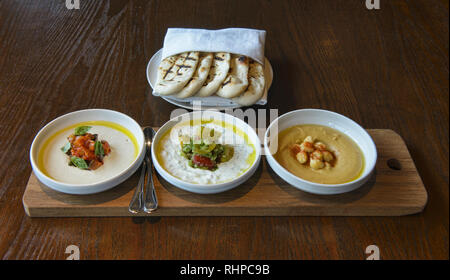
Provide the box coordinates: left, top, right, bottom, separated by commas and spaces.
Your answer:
163, 54, 190, 79
163, 65, 174, 79
174, 53, 194, 77
196, 52, 230, 97
222, 76, 232, 87
232, 60, 265, 105
216, 54, 249, 98
174, 53, 213, 98
155, 52, 200, 94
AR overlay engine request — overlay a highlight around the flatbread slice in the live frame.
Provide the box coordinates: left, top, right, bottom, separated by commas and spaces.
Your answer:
156, 55, 177, 84
196, 52, 231, 97
232, 60, 265, 106
154, 52, 199, 95
173, 53, 213, 98
216, 55, 249, 98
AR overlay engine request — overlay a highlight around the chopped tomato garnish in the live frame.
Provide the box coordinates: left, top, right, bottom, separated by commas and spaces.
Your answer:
87, 140, 96, 151
89, 159, 103, 170
67, 133, 110, 167
192, 154, 215, 169
71, 146, 96, 161
101, 140, 111, 155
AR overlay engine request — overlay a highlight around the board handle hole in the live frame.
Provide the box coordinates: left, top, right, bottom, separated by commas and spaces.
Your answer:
387, 158, 402, 170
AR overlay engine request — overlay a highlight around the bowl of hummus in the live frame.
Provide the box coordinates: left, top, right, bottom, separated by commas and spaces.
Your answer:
152, 111, 261, 194
264, 109, 377, 195
30, 109, 145, 194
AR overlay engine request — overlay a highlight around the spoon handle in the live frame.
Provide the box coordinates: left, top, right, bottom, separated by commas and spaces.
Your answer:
143, 153, 158, 213
128, 160, 146, 213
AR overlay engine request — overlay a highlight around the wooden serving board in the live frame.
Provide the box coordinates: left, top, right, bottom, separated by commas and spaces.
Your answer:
22, 129, 427, 217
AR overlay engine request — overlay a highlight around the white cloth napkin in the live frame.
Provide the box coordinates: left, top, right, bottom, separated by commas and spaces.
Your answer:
154, 28, 269, 107
161, 28, 266, 64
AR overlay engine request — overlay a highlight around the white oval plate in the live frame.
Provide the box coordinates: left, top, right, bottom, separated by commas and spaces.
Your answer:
146, 49, 273, 110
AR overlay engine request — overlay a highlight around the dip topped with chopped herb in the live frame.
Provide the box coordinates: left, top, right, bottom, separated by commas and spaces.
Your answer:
61, 126, 112, 170
156, 119, 256, 185
180, 138, 234, 171
38, 121, 138, 184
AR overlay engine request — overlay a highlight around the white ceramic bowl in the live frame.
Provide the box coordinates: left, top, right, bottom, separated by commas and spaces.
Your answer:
264, 109, 377, 195
30, 109, 145, 195
151, 111, 261, 194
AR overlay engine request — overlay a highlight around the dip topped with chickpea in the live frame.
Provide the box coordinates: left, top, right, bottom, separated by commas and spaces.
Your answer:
274, 124, 364, 184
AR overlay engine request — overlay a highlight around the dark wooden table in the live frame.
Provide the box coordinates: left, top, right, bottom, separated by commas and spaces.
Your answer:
0, 0, 447, 260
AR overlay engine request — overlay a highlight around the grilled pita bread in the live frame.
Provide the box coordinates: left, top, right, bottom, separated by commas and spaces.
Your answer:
156, 55, 177, 84
196, 52, 230, 97
216, 55, 249, 98
232, 60, 265, 106
173, 53, 213, 98
154, 52, 199, 95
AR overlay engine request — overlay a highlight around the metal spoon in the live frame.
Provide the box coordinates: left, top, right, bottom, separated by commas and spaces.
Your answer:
128, 157, 146, 214
142, 127, 158, 213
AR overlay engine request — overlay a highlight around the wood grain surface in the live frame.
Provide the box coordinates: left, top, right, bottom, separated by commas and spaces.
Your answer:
23, 129, 428, 217
0, 0, 448, 259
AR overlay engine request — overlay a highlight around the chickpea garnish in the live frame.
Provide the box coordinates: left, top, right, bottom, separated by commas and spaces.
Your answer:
296, 151, 308, 164
322, 150, 334, 162
304, 136, 314, 143
293, 136, 335, 170
310, 158, 325, 170
311, 150, 323, 161
299, 136, 314, 153
314, 142, 327, 150
292, 143, 302, 154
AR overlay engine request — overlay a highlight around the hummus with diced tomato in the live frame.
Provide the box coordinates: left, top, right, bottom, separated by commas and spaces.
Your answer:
156, 120, 256, 184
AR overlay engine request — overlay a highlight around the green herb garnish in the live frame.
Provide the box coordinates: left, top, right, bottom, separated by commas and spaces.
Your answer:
74, 126, 92, 136
94, 141, 104, 157
61, 142, 71, 154
70, 156, 89, 169
180, 138, 234, 171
